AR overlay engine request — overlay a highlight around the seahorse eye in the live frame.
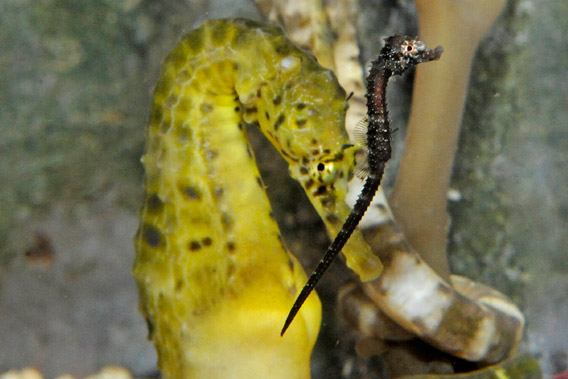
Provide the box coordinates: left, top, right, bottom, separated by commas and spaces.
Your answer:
402, 40, 415, 56
310, 161, 337, 183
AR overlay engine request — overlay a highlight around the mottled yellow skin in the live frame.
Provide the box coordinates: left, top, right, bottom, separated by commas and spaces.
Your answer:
133, 18, 381, 378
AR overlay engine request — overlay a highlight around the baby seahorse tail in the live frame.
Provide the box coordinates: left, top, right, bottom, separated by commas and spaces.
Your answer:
132, 19, 336, 378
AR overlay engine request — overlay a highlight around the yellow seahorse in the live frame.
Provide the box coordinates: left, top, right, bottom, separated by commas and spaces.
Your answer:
132, 18, 382, 378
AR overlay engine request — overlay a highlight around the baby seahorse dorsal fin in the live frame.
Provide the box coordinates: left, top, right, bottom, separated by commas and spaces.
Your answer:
353, 116, 369, 146
354, 152, 370, 180
353, 116, 370, 179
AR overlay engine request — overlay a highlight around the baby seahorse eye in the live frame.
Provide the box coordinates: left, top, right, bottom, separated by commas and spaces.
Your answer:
400, 38, 428, 60
310, 160, 337, 183
401, 40, 417, 57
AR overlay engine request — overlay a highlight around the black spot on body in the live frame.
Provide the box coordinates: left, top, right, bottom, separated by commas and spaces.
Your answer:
182, 185, 201, 200
238, 123, 243, 130
189, 241, 202, 251
304, 179, 315, 189
175, 279, 183, 291
296, 119, 307, 128
326, 214, 340, 224
296, 103, 306, 110
273, 96, 282, 105
227, 241, 236, 252
146, 194, 164, 213
245, 106, 258, 114
314, 185, 327, 196
274, 114, 285, 131
265, 111, 270, 120
234, 106, 240, 112
256, 176, 263, 187
142, 224, 162, 248
150, 107, 164, 125
202, 237, 212, 246
300, 166, 309, 175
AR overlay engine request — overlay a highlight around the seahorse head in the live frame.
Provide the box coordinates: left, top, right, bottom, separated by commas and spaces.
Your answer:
373, 35, 444, 76
227, 22, 378, 278
254, 62, 358, 225
287, 140, 359, 220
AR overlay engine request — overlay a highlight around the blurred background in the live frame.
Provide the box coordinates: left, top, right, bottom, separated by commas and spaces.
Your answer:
0, 0, 566, 377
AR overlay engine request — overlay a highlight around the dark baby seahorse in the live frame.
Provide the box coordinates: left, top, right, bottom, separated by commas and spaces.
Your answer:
282, 35, 443, 335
